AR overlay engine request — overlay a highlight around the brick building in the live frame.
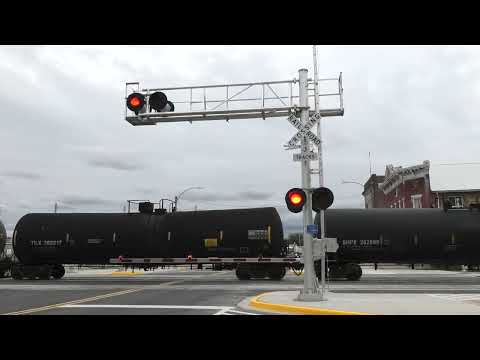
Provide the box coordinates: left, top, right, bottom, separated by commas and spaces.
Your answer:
362, 160, 480, 209
362, 174, 385, 209
380, 160, 432, 208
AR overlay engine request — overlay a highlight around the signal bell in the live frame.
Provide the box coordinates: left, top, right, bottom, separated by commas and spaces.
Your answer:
285, 188, 306, 213
312, 187, 334, 212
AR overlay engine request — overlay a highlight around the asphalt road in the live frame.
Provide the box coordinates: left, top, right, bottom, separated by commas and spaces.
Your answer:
2, 266, 480, 315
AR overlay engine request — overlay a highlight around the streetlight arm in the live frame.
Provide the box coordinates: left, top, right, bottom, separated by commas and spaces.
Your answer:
176, 187, 204, 200
174, 187, 204, 211
341, 180, 364, 187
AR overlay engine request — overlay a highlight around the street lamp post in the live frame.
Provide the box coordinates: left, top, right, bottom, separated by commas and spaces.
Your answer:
174, 187, 204, 211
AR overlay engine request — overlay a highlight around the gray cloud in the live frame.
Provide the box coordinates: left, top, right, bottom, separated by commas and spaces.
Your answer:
181, 190, 274, 203
0, 171, 42, 180
60, 196, 119, 208
88, 158, 145, 171
1, 45, 479, 235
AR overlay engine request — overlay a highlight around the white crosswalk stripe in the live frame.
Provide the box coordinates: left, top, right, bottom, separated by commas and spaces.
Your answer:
428, 294, 480, 302
214, 307, 259, 315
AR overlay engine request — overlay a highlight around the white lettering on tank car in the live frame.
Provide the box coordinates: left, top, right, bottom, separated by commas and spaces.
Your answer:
341, 239, 383, 247
248, 229, 268, 240
30, 240, 63, 247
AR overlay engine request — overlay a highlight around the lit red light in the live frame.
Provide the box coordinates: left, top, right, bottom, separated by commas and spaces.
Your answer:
129, 96, 141, 108
289, 192, 303, 205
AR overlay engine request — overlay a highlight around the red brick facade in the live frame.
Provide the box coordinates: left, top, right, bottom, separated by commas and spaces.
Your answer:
383, 176, 434, 208
363, 161, 480, 209
364, 161, 435, 208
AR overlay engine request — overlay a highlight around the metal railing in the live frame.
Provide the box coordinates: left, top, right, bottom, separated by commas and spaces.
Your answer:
124, 74, 344, 126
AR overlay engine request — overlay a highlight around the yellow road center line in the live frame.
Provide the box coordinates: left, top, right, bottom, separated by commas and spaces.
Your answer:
2, 279, 185, 315
3, 288, 143, 315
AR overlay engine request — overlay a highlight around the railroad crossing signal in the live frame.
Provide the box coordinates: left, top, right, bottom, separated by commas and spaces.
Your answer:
123, 62, 345, 303
285, 188, 306, 213
285, 187, 334, 213
126, 91, 174, 115
312, 187, 334, 212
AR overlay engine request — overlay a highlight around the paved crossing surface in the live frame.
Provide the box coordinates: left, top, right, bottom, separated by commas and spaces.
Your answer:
1, 266, 480, 315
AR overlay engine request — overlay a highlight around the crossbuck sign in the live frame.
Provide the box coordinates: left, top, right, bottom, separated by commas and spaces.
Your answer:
285, 112, 322, 148
286, 112, 321, 162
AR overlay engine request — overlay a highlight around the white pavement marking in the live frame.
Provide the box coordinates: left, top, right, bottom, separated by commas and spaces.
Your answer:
428, 294, 480, 302
225, 309, 259, 315
62, 304, 230, 310
61, 304, 259, 315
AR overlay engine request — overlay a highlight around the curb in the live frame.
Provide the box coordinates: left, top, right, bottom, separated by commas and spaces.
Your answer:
249, 292, 373, 315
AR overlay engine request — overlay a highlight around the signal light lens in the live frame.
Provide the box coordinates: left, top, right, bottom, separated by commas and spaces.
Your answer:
290, 192, 303, 205
126, 93, 145, 114
129, 97, 141, 107
149, 91, 168, 112
285, 188, 306, 213
312, 187, 334, 212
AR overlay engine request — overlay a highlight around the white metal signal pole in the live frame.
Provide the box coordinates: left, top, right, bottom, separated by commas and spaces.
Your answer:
297, 68, 321, 301
313, 45, 327, 299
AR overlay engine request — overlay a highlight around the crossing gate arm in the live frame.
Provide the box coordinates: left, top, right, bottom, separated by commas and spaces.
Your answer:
110, 257, 303, 265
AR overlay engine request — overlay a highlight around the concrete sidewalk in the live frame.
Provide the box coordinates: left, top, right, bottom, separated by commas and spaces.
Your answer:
242, 291, 480, 315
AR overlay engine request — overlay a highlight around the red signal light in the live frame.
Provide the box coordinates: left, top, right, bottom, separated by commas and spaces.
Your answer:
129, 96, 141, 108
126, 92, 145, 114
285, 188, 306, 213
290, 192, 303, 205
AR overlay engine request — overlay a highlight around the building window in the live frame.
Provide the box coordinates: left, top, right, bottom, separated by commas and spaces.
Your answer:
448, 196, 464, 209
411, 194, 422, 208
395, 187, 399, 197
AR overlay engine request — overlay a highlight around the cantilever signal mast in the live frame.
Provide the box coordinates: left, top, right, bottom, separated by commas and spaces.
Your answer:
123, 47, 344, 301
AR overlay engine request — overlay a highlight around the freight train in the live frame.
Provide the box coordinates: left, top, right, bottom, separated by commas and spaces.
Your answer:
11, 207, 289, 280
8, 206, 480, 281
315, 207, 480, 280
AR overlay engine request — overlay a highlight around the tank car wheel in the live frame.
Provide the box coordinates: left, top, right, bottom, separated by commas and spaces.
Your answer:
235, 267, 251, 280
51, 265, 65, 279
267, 266, 286, 280
345, 263, 362, 281
38, 267, 51, 280
11, 267, 22, 280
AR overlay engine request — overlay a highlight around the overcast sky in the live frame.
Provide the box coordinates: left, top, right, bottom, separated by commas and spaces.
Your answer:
1, 45, 480, 235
